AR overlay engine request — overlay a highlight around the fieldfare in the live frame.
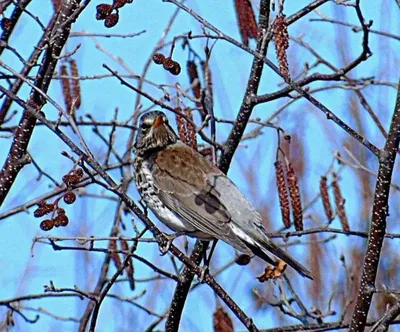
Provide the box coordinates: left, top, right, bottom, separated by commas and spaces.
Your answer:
134, 110, 313, 280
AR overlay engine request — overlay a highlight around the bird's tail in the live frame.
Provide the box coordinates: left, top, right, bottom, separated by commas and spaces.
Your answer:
245, 240, 313, 280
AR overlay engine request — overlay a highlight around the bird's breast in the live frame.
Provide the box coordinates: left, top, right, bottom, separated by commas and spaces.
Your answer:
134, 158, 197, 233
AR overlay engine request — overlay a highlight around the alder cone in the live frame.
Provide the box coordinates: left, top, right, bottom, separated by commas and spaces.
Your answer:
1, 18, 12, 31
96, 4, 112, 20
113, 0, 128, 9
152, 53, 165, 65
64, 192, 76, 204
162, 57, 175, 71
104, 13, 119, 28
40, 219, 54, 231
169, 62, 181, 75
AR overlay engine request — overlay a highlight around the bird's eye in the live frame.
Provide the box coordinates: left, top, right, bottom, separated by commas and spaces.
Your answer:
141, 122, 151, 130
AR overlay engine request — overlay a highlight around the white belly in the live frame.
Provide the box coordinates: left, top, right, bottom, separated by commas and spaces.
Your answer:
135, 159, 198, 233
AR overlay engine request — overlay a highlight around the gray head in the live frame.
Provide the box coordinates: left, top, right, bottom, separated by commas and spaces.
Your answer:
135, 111, 178, 156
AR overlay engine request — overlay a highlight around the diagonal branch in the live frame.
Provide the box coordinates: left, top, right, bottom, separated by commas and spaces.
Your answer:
0, 0, 81, 208
165, 241, 206, 332
349, 77, 400, 330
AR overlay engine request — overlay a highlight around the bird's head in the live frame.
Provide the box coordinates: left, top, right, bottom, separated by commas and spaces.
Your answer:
135, 111, 178, 156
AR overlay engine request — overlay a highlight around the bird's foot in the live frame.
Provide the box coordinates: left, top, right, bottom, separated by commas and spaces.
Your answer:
158, 231, 185, 255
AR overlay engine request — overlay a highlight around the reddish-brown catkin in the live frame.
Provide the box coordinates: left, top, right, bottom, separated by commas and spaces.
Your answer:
286, 162, 303, 231
113, 0, 128, 9
59, 65, 73, 114
174, 107, 188, 144
109, 238, 122, 270
332, 173, 350, 231
184, 108, 198, 151
120, 239, 135, 290
69, 60, 81, 109
273, 14, 291, 82
320, 176, 333, 221
275, 161, 291, 228
187, 60, 204, 115
213, 307, 234, 332
233, 0, 258, 46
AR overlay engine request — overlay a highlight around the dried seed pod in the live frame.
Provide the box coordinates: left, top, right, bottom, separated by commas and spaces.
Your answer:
75, 168, 84, 178
235, 254, 252, 266
319, 176, 333, 221
184, 108, 197, 151
96, 4, 112, 20
213, 307, 234, 332
104, 13, 119, 28
69, 60, 81, 109
174, 107, 188, 144
54, 214, 69, 227
63, 192, 76, 204
162, 57, 175, 71
34, 201, 55, 217
233, 0, 258, 46
286, 162, 303, 231
332, 173, 350, 232
257, 260, 287, 282
62, 169, 82, 186
1, 18, 12, 32
152, 53, 165, 65
168, 61, 181, 76
40, 219, 54, 231
59, 65, 73, 114
34, 208, 47, 218
273, 14, 290, 82
113, 0, 127, 9
275, 161, 291, 228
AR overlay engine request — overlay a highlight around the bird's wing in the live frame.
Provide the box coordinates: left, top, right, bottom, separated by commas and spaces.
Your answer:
152, 142, 250, 252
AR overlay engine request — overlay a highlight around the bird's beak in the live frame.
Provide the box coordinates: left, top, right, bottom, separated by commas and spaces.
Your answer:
152, 115, 164, 128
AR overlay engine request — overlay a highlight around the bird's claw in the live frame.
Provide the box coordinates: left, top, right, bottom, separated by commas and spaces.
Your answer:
158, 232, 184, 255
198, 265, 209, 283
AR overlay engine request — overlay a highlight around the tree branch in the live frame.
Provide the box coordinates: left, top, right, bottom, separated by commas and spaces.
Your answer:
349, 77, 400, 330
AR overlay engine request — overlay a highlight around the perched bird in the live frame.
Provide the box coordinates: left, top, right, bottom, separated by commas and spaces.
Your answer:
134, 110, 313, 280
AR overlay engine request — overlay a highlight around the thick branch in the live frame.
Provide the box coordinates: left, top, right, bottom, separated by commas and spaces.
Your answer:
165, 241, 206, 332
0, 0, 80, 208
349, 77, 400, 330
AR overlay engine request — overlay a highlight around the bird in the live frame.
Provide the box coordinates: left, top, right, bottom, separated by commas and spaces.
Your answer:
133, 110, 313, 280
